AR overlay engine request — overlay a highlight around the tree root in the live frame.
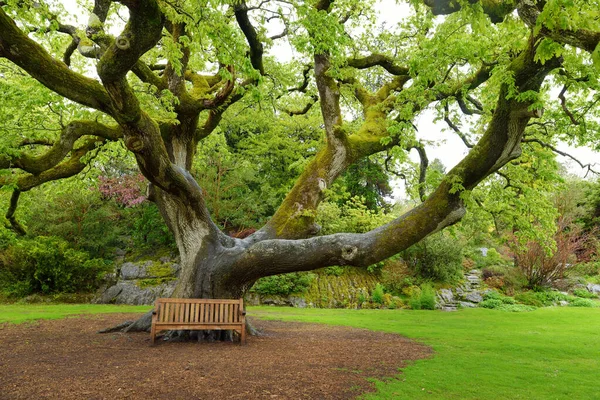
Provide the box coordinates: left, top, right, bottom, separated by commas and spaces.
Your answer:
97, 310, 152, 334
98, 311, 261, 342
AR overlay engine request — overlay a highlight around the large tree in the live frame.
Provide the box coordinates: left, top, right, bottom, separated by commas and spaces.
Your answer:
1, 0, 599, 332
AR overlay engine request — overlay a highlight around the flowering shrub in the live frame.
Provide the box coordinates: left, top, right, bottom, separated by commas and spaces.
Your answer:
98, 174, 146, 207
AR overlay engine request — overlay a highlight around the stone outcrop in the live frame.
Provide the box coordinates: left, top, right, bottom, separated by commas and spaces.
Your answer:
436, 269, 487, 311
94, 259, 180, 305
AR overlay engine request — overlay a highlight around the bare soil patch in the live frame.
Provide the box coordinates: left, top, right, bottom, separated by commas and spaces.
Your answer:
0, 313, 431, 399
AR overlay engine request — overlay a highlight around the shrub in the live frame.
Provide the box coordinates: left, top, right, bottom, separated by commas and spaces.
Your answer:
0, 236, 111, 296
409, 293, 421, 310
381, 259, 411, 295
407, 284, 436, 310
514, 290, 571, 307
371, 283, 385, 305
480, 299, 503, 309
402, 232, 464, 284
568, 262, 600, 278
573, 289, 597, 299
569, 298, 597, 307
322, 266, 345, 276
420, 284, 436, 310
250, 272, 314, 296
482, 265, 508, 280
512, 219, 595, 289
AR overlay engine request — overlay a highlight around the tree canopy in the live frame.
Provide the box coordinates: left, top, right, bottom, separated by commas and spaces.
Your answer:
1, 0, 599, 330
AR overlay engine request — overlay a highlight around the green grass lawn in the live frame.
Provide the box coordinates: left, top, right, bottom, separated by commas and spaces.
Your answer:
1, 304, 598, 399
249, 307, 600, 400
0, 303, 150, 324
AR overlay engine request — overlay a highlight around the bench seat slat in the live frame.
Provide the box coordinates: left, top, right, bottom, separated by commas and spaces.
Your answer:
151, 297, 246, 345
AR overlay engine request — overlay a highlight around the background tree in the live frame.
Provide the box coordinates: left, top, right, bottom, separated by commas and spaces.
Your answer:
1, 0, 599, 333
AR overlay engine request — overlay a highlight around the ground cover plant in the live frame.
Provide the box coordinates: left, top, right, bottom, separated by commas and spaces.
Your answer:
251, 306, 600, 400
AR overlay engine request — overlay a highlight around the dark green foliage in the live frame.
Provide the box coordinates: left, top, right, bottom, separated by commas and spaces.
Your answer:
0, 236, 111, 296
250, 272, 315, 296
124, 203, 176, 250
402, 232, 463, 283
24, 187, 125, 258
341, 158, 392, 211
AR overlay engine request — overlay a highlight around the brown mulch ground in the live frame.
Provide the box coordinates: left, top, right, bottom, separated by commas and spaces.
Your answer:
0, 314, 432, 399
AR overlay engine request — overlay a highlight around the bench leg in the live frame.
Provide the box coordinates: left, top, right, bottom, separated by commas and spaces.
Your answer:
240, 326, 246, 345
150, 324, 156, 345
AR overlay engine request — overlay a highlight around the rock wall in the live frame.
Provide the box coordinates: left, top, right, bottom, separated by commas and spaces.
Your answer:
246, 269, 379, 308
94, 259, 179, 305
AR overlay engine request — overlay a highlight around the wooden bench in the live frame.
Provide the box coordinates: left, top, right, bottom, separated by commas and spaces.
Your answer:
151, 298, 246, 345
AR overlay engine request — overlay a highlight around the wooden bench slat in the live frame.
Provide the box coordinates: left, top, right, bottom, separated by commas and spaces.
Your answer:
151, 298, 246, 345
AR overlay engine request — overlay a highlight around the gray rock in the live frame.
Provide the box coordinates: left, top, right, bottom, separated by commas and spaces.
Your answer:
559, 300, 569, 306
95, 280, 175, 305
464, 292, 483, 303
438, 289, 454, 304
120, 262, 150, 280
459, 301, 477, 308
441, 306, 457, 312
587, 284, 600, 294
289, 297, 307, 308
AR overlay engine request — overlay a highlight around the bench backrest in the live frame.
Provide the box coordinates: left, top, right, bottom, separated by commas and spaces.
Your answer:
154, 298, 244, 325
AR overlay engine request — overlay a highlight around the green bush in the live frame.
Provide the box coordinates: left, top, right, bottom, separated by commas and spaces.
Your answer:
371, 283, 385, 305
465, 247, 509, 269
480, 299, 504, 309
407, 284, 436, 310
568, 262, 600, 277
514, 290, 572, 307
0, 236, 111, 296
250, 272, 315, 296
569, 298, 597, 307
409, 292, 421, 310
573, 288, 597, 299
402, 232, 464, 284
420, 284, 436, 310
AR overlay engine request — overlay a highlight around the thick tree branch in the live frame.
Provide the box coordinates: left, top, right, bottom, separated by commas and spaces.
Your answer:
518, 1, 600, 54
234, 2, 265, 75
0, 121, 122, 173
423, 0, 517, 23
5, 190, 26, 236
347, 54, 410, 76
242, 36, 560, 277
0, 9, 113, 113
0, 137, 106, 191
